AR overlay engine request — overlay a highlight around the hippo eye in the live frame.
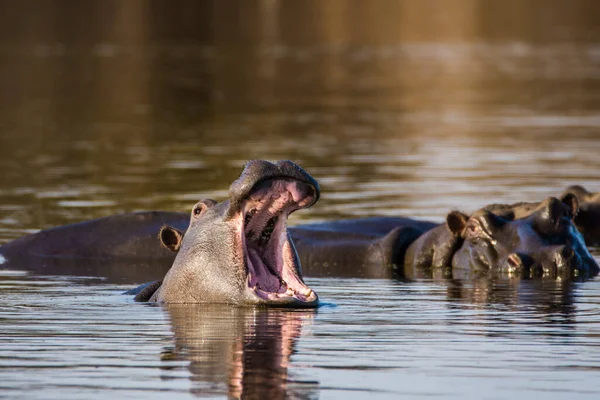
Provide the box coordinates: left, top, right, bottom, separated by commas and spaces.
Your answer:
193, 206, 203, 216
467, 223, 480, 236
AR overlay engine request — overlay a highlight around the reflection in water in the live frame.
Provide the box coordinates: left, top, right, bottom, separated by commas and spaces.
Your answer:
161, 305, 317, 399
1, 274, 600, 398
444, 278, 576, 327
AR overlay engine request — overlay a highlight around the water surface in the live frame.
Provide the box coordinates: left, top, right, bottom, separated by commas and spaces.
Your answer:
1, 1, 600, 399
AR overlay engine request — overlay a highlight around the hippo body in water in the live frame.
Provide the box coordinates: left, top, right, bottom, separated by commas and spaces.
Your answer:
0, 211, 189, 261
449, 195, 599, 279
290, 217, 437, 278
0, 212, 438, 281
149, 193, 597, 281
1, 174, 597, 284
0, 211, 189, 283
481, 186, 600, 247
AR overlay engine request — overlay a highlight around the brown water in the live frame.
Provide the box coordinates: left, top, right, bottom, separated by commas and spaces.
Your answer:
1, 1, 600, 399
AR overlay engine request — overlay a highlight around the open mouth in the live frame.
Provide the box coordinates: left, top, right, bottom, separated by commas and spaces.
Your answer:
239, 177, 318, 306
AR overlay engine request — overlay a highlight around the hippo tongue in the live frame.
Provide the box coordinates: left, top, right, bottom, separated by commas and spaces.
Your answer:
247, 248, 286, 293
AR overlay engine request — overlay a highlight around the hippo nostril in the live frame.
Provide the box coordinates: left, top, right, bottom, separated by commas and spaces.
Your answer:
554, 245, 575, 267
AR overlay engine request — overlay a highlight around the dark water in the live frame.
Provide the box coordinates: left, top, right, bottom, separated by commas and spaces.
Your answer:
2, 1, 600, 398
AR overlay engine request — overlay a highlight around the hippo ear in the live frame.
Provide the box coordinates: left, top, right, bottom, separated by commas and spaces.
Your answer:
159, 226, 184, 252
446, 211, 469, 237
562, 185, 591, 202
560, 193, 579, 219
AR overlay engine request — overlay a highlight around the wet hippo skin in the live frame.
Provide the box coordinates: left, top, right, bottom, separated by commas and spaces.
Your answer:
483, 187, 600, 247
290, 217, 437, 278
0, 211, 190, 283
451, 196, 599, 279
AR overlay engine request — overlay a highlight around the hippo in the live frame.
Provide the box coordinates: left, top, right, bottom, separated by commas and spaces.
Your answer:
133, 160, 321, 306
0, 211, 189, 283
1, 166, 597, 284
481, 187, 600, 247
296, 193, 597, 280
148, 195, 596, 282
448, 196, 599, 279
290, 217, 437, 278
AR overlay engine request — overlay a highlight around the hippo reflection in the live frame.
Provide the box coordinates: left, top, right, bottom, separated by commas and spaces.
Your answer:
443, 278, 576, 327
161, 305, 317, 399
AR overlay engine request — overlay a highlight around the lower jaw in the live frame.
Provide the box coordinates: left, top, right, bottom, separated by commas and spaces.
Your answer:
247, 289, 319, 307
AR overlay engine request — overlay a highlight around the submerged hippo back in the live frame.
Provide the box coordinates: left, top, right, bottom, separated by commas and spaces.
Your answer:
0, 211, 189, 282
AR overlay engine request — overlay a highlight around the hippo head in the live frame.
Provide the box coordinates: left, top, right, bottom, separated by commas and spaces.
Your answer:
152, 160, 320, 307
449, 196, 599, 279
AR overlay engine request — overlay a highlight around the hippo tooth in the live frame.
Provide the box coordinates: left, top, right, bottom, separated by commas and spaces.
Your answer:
0, 253, 5, 265
255, 286, 277, 300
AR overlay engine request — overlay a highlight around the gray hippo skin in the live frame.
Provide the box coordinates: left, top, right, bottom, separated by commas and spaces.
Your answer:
290, 217, 437, 278
0, 211, 189, 282
403, 212, 468, 278
484, 186, 600, 247
141, 160, 321, 306
451, 196, 599, 279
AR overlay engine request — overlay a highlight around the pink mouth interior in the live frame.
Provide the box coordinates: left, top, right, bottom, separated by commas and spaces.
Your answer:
241, 178, 316, 303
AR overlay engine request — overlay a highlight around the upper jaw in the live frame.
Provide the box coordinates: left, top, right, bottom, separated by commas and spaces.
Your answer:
226, 160, 320, 220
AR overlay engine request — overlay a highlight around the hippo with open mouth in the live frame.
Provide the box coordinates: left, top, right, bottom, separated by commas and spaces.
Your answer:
133, 160, 320, 306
